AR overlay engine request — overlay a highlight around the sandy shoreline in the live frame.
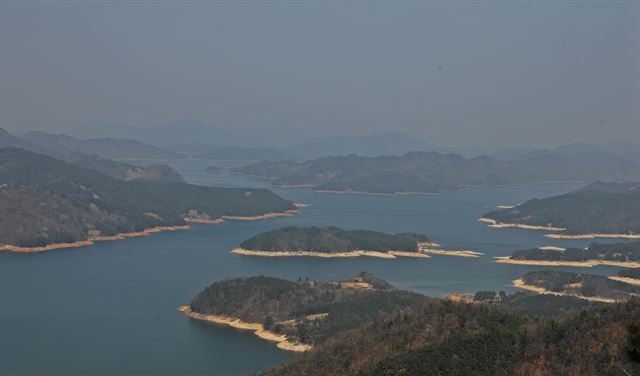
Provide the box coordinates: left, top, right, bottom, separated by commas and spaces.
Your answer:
221, 208, 299, 221
511, 278, 617, 303
419, 247, 483, 258
177, 306, 311, 352
544, 233, 640, 239
479, 218, 566, 231
495, 256, 640, 268
231, 248, 430, 259
1, 206, 302, 253
312, 189, 437, 196
609, 276, 640, 286
479, 217, 640, 239
0, 225, 191, 253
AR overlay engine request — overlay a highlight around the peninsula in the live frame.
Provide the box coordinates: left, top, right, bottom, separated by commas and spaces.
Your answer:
482, 181, 640, 238
232, 226, 433, 258
512, 270, 640, 303
178, 272, 426, 351
495, 242, 640, 268
0, 148, 297, 252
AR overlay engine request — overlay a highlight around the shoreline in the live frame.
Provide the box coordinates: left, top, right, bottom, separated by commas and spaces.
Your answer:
0, 225, 191, 253
419, 246, 483, 258
1, 206, 302, 254
495, 256, 640, 268
511, 278, 617, 303
221, 208, 299, 221
545, 233, 640, 239
478, 218, 566, 232
177, 306, 311, 352
231, 248, 430, 259
609, 276, 640, 286
312, 189, 438, 197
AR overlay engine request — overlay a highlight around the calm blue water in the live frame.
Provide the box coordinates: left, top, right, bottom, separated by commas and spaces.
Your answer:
0, 159, 623, 375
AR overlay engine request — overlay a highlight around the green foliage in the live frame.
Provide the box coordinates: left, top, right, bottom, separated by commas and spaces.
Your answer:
0, 148, 294, 246
628, 322, 640, 362
512, 242, 640, 262
485, 182, 640, 234
263, 298, 640, 376
189, 273, 426, 345
522, 270, 640, 301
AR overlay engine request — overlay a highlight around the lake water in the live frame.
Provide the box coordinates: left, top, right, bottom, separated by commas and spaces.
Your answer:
0, 159, 624, 375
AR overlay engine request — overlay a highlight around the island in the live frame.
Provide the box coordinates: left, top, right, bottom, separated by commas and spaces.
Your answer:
0, 148, 298, 252
231, 151, 639, 195
494, 242, 640, 268
178, 272, 426, 351
230, 226, 437, 258
512, 270, 640, 303
481, 181, 640, 238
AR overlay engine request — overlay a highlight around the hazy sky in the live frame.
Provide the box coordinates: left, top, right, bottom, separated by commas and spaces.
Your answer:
0, 1, 638, 147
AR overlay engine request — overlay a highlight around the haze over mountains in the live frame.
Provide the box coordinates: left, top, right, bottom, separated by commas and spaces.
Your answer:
234, 150, 640, 194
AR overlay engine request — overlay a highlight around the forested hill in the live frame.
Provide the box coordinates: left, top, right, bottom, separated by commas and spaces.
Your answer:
511, 242, 640, 262
484, 182, 640, 235
232, 151, 639, 194
0, 148, 294, 248
64, 153, 186, 183
189, 273, 426, 345
262, 297, 640, 376
239, 226, 429, 253
521, 270, 640, 302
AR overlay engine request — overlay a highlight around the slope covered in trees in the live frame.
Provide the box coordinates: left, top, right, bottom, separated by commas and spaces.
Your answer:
0, 148, 295, 248
239, 227, 429, 253
262, 297, 640, 376
510, 242, 640, 262
484, 182, 640, 235
188, 273, 426, 346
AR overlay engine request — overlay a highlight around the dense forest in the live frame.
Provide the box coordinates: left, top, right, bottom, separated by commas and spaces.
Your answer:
484, 182, 640, 234
232, 151, 639, 194
239, 227, 429, 253
0, 148, 294, 247
188, 272, 428, 345
521, 270, 640, 302
261, 296, 640, 376
511, 242, 640, 262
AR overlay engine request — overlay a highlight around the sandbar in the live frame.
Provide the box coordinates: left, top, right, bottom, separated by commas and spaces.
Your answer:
479, 218, 566, 232
419, 247, 483, 258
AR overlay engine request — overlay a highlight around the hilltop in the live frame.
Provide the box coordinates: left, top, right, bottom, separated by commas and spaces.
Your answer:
483, 181, 640, 236
234, 226, 430, 258
0, 148, 295, 249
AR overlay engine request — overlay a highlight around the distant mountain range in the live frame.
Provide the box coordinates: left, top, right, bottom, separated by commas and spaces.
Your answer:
21, 131, 184, 160
0, 126, 186, 183
195, 146, 296, 161
233, 151, 640, 195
